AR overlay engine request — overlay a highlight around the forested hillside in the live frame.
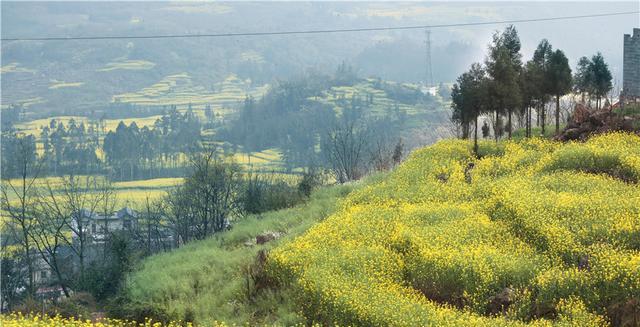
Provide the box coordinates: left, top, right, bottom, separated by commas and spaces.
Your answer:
2, 68, 448, 182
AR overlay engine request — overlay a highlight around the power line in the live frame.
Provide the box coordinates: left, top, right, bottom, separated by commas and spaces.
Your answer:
2, 11, 638, 42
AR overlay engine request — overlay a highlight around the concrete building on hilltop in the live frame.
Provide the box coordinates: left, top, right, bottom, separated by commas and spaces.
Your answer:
623, 28, 640, 100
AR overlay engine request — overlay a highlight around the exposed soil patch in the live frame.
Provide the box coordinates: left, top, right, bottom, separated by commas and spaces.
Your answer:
485, 287, 515, 316
554, 105, 640, 142
412, 282, 466, 309
578, 167, 638, 184
608, 298, 640, 327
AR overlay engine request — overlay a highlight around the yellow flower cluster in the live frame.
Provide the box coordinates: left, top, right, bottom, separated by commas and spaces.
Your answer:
269, 133, 640, 326
0, 313, 203, 327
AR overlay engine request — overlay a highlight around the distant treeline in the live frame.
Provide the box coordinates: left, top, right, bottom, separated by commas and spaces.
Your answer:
1, 108, 202, 180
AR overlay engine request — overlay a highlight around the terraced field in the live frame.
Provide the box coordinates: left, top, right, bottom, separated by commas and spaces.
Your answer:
48, 80, 85, 89
0, 96, 46, 110
98, 60, 156, 72
311, 79, 423, 116
111, 73, 269, 118
0, 63, 36, 74
239, 50, 266, 63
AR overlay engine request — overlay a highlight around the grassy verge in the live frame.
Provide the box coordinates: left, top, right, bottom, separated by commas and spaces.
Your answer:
114, 176, 383, 325
512, 125, 563, 140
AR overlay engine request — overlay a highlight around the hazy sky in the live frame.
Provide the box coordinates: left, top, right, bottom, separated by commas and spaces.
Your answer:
1, 1, 638, 110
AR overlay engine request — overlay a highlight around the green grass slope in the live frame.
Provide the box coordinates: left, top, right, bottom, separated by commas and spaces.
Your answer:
117, 181, 374, 325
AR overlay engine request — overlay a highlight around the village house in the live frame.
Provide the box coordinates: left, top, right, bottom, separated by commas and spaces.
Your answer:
71, 207, 139, 243
31, 207, 140, 297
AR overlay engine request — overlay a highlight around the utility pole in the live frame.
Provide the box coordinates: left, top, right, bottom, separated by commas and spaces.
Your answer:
425, 29, 434, 87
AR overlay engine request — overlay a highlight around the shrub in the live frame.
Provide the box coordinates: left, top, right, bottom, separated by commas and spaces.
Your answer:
297, 168, 326, 197
242, 174, 305, 214
51, 292, 96, 319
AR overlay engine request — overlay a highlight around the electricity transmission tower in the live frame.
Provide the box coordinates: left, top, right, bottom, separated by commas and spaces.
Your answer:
424, 29, 434, 87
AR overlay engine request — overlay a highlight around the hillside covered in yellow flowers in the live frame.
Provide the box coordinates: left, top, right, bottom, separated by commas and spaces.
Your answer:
3, 133, 639, 327
269, 132, 640, 326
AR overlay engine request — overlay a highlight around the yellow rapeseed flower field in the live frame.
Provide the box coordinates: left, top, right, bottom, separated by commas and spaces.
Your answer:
269, 132, 640, 326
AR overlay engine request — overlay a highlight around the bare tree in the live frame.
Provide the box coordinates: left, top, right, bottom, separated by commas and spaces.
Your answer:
165, 186, 195, 246
406, 123, 455, 150
368, 132, 394, 172
30, 182, 73, 297
607, 77, 621, 107
97, 178, 118, 258
57, 176, 103, 277
560, 95, 578, 127
165, 152, 243, 244
140, 195, 169, 254
0, 137, 42, 297
446, 112, 465, 139
325, 119, 369, 183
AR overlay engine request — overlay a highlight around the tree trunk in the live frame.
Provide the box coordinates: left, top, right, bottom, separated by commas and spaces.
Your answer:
51, 258, 70, 298
23, 227, 34, 296
494, 110, 499, 142
529, 106, 533, 137
79, 240, 85, 278
540, 103, 546, 136
526, 107, 531, 138
474, 116, 479, 156
20, 173, 35, 297
555, 95, 561, 135
507, 109, 512, 139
